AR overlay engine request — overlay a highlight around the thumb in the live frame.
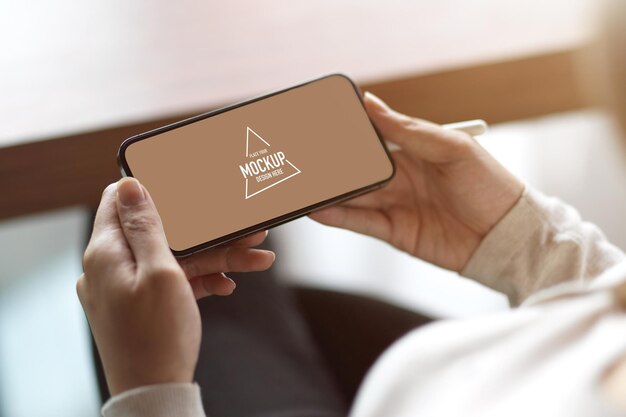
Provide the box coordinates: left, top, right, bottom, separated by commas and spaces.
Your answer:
363, 92, 471, 163
116, 178, 174, 268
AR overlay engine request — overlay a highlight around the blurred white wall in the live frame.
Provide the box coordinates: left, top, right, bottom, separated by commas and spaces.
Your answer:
0, 208, 99, 417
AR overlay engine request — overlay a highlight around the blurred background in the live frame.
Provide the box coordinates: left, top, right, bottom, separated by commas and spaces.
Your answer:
2, 0, 626, 415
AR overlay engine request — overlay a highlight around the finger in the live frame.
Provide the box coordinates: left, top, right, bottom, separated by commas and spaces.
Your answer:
363, 92, 470, 163
224, 230, 268, 248
189, 273, 236, 299
309, 206, 391, 242
115, 178, 174, 269
179, 247, 275, 278
83, 183, 133, 272
90, 183, 122, 240
335, 191, 385, 210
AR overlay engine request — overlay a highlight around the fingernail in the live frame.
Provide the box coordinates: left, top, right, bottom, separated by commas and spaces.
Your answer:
264, 250, 276, 262
224, 274, 236, 293
117, 178, 145, 207
364, 91, 389, 109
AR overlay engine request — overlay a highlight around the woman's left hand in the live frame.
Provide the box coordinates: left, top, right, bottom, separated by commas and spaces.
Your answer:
77, 178, 275, 396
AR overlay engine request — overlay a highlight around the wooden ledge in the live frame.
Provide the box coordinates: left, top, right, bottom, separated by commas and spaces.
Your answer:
0, 49, 587, 221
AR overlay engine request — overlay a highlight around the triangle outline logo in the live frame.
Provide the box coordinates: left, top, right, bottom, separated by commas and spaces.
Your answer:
246, 126, 271, 157
242, 126, 301, 199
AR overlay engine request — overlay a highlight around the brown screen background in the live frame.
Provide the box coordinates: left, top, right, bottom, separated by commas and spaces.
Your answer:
123, 75, 393, 252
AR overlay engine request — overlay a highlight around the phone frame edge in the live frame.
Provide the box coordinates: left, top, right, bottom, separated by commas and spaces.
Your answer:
116, 73, 396, 258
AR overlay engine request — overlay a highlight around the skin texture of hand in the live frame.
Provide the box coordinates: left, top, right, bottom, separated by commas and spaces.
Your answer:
77, 178, 275, 396
309, 92, 524, 272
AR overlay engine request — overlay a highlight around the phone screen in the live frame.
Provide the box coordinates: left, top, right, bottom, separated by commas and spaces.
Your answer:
119, 74, 394, 255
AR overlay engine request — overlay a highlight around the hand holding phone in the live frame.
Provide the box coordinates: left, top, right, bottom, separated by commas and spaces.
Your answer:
118, 74, 394, 256
78, 179, 275, 397
310, 92, 524, 273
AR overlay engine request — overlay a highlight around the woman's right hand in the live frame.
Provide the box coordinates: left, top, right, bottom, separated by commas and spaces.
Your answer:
309, 92, 524, 272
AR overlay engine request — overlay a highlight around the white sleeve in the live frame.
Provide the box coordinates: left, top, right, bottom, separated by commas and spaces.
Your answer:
101, 383, 206, 417
461, 187, 625, 306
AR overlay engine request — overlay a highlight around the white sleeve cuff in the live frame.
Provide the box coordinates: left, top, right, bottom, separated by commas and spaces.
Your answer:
461, 186, 625, 305
461, 186, 544, 302
102, 382, 206, 417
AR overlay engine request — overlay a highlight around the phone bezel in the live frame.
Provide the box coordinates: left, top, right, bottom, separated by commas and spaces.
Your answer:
117, 73, 395, 257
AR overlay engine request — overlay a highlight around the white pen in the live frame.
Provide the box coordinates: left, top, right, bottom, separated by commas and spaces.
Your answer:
385, 119, 488, 152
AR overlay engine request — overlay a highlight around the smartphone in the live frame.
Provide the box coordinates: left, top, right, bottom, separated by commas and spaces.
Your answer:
118, 74, 395, 257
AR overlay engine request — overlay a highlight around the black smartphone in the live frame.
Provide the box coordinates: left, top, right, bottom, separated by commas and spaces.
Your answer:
118, 74, 395, 257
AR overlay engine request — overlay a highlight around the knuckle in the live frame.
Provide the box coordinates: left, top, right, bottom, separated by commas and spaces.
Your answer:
450, 131, 478, 154
223, 248, 236, 271
82, 235, 112, 272
201, 275, 217, 296
398, 115, 421, 132
179, 256, 200, 278
82, 246, 98, 273
181, 256, 202, 278
121, 212, 160, 234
